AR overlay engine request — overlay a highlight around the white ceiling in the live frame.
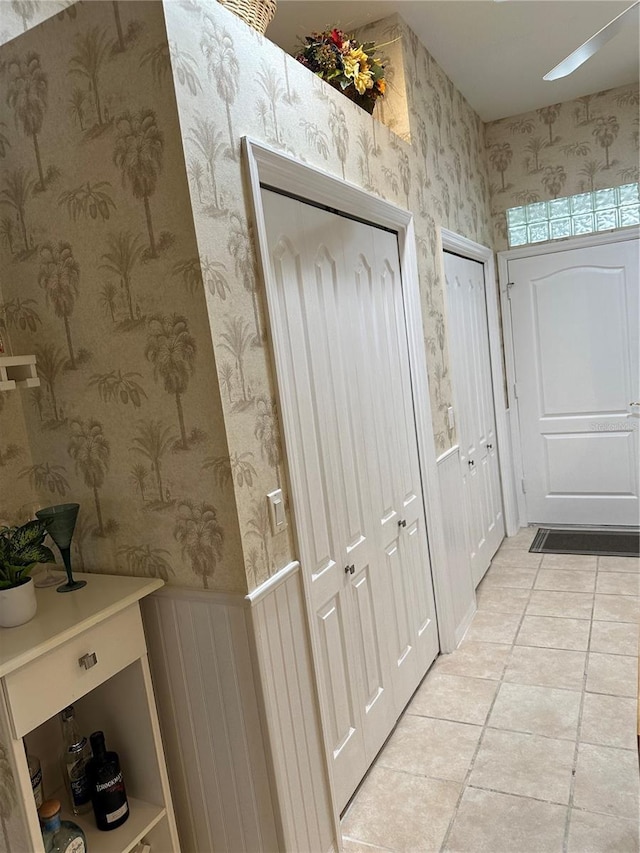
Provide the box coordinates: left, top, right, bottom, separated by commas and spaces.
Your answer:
269, 1, 640, 121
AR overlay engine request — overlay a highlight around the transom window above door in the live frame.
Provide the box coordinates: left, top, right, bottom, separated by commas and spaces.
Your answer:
507, 182, 640, 247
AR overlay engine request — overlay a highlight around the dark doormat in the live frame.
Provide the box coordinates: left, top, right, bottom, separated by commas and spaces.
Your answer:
530, 528, 640, 558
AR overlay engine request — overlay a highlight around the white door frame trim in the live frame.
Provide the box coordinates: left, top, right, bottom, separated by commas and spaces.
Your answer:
497, 226, 640, 525
440, 227, 518, 536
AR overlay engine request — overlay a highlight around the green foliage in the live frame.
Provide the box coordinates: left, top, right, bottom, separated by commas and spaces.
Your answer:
0, 519, 55, 589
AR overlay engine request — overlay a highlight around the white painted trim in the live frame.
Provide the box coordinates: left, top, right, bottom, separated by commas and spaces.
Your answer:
456, 599, 476, 646
436, 444, 459, 465
246, 562, 337, 853
497, 226, 640, 527
440, 227, 518, 536
151, 584, 249, 608
436, 444, 476, 644
245, 561, 300, 606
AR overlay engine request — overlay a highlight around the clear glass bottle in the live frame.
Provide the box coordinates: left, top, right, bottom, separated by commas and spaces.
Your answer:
86, 730, 130, 831
38, 799, 86, 853
59, 706, 92, 816
26, 747, 44, 809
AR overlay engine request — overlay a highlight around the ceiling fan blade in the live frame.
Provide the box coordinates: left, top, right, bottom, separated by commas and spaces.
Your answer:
544, 0, 640, 81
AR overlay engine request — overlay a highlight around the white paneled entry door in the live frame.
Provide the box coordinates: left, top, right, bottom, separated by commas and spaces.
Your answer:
444, 252, 505, 585
261, 189, 439, 811
507, 237, 639, 526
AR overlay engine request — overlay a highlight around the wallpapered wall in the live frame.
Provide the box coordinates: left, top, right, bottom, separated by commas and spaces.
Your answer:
485, 83, 640, 250
0, 0, 75, 45
0, 386, 36, 522
0, 1, 247, 593
163, 2, 494, 584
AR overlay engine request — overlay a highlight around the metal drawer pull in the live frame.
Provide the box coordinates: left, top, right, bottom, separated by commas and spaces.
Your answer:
398, 519, 407, 528
344, 564, 355, 575
468, 459, 475, 467
487, 444, 493, 450
630, 402, 640, 406
79, 652, 98, 670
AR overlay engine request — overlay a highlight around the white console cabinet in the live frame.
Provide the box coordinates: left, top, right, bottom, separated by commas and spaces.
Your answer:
0, 573, 180, 853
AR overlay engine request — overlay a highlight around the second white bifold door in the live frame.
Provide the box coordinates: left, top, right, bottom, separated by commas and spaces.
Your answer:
262, 189, 439, 812
444, 252, 504, 586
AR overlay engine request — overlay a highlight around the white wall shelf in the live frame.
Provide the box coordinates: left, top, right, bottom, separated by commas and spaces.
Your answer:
0, 354, 40, 391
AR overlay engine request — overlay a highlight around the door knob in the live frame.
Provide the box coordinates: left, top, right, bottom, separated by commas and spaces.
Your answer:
398, 519, 407, 528
344, 564, 355, 575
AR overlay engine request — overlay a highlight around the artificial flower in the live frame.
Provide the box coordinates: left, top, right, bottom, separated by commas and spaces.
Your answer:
295, 28, 386, 114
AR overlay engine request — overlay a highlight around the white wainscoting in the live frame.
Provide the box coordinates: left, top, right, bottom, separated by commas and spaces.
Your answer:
246, 562, 338, 853
436, 446, 476, 645
142, 589, 280, 853
142, 565, 338, 853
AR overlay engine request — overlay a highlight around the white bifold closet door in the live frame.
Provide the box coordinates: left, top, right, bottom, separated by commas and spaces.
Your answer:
444, 251, 504, 586
261, 189, 439, 812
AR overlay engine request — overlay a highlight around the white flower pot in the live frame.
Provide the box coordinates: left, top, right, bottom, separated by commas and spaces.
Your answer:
0, 577, 37, 628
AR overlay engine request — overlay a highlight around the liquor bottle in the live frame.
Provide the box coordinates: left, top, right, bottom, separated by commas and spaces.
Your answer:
86, 730, 129, 831
26, 747, 44, 809
59, 706, 91, 816
38, 799, 86, 853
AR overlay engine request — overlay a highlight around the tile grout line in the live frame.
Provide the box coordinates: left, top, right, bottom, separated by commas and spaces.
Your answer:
438, 547, 545, 853
342, 543, 638, 852
560, 556, 599, 853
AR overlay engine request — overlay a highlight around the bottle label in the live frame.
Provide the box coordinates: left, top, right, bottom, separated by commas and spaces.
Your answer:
30, 767, 43, 808
62, 839, 85, 853
95, 770, 123, 793
68, 760, 91, 806
105, 801, 129, 824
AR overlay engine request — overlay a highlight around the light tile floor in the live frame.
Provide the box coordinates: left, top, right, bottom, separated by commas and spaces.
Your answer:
341, 529, 640, 853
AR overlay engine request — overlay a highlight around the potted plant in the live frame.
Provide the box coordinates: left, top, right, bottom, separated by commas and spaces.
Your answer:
0, 520, 55, 628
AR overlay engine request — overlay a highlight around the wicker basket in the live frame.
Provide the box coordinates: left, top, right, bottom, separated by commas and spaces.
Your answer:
218, 0, 277, 34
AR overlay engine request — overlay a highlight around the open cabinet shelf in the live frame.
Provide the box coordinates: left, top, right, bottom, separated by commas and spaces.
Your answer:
0, 573, 180, 853
57, 792, 167, 853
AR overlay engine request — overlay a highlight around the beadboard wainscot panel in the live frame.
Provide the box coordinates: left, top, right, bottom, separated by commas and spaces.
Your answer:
246, 562, 339, 853
142, 589, 280, 853
437, 446, 476, 645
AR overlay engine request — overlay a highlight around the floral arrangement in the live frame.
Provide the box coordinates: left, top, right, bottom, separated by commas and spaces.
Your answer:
295, 28, 386, 114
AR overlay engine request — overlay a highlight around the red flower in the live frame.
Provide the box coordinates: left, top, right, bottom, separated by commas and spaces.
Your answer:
330, 28, 343, 46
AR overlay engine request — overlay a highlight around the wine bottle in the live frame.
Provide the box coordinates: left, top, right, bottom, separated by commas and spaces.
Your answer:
86, 730, 129, 831
38, 799, 86, 853
25, 745, 43, 808
59, 706, 91, 816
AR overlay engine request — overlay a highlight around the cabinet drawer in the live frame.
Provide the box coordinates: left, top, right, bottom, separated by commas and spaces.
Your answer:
3, 604, 145, 737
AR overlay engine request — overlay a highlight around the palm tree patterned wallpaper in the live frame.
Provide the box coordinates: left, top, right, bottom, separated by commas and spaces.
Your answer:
1, 0, 496, 604
163, 3, 494, 583
485, 83, 639, 250
0, 0, 246, 596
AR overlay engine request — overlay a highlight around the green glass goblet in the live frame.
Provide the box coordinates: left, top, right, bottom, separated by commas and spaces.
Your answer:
35, 503, 86, 593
